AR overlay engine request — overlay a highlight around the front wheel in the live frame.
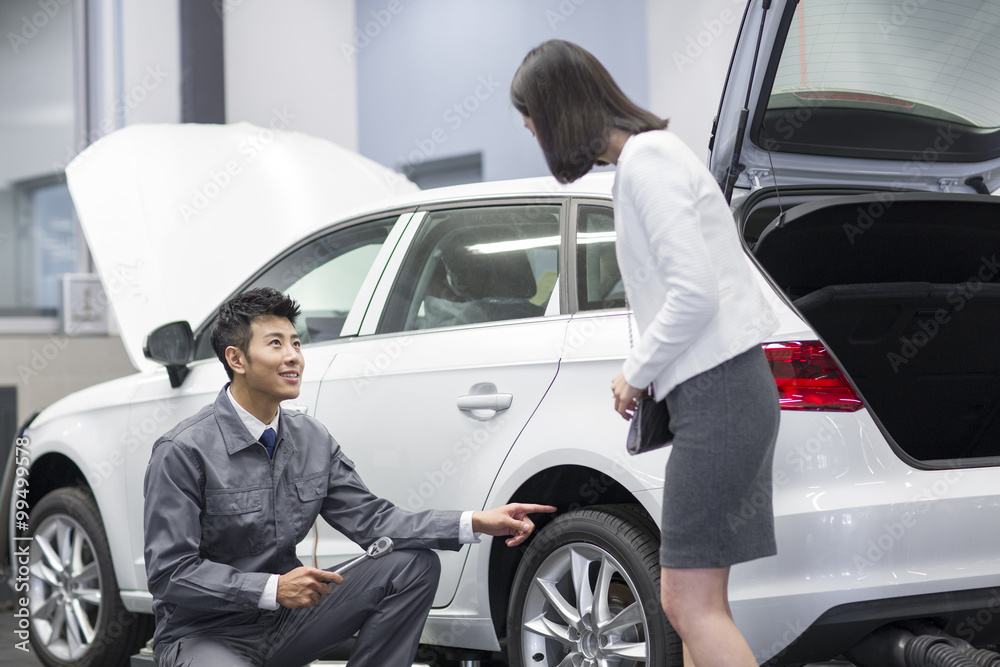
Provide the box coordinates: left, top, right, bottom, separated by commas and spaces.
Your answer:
27, 487, 153, 667
506, 505, 681, 666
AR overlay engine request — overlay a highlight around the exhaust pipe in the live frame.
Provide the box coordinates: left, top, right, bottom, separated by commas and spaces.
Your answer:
845, 622, 1000, 667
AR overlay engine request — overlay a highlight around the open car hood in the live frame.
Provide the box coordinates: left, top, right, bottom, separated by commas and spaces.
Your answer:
710, 0, 1000, 195
66, 123, 418, 372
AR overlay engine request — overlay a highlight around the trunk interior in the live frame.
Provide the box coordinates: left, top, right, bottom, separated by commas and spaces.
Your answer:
742, 190, 1000, 464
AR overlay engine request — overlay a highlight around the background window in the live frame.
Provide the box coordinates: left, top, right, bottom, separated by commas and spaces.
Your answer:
0, 0, 80, 323
576, 205, 624, 311
381, 204, 561, 333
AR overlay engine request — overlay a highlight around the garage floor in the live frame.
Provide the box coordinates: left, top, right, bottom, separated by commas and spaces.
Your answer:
0, 602, 857, 667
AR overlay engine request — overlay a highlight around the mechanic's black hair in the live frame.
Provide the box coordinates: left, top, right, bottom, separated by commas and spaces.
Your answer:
510, 39, 667, 183
210, 287, 301, 380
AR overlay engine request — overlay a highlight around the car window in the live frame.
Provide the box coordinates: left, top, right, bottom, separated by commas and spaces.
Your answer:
193, 218, 395, 360
379, 204, 561, 333
769, 1, 1000, 128
576, 204, 624, 311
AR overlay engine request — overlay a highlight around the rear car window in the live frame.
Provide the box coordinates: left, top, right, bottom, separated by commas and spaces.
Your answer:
769, 0, 1000, 128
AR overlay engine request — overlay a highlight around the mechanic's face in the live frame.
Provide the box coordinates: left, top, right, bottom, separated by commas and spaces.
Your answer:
230, 315, 303, 404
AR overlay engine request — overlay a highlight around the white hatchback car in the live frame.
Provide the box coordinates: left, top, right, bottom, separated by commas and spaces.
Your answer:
7, 2, 1000, 667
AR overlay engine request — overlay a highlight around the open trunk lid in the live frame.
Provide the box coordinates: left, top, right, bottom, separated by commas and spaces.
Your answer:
711, 0, 1000, 195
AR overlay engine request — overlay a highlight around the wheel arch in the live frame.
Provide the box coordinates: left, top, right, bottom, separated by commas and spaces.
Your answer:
26, 452, 91, 509
5, 450, 94, 592
486, 464, 657, 642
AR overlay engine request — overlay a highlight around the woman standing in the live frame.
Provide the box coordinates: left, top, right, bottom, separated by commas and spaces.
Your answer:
511, 40, 780, 667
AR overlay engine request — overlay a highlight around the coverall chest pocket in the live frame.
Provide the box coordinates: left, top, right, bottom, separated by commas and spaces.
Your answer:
292, 472, 328, 542
202, 488, 265, 557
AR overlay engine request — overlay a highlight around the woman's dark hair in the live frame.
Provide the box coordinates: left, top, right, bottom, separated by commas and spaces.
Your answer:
210, 287, 301, 380
510, 39, 667, 183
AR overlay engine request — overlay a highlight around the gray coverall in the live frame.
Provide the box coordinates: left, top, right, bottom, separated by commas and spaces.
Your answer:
143, 386, 462, 666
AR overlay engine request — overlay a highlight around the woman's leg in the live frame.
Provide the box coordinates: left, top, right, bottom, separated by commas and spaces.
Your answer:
662, 565, 757, 667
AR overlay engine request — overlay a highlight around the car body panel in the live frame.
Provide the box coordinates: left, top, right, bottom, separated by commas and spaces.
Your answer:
731, 407, 1000, 662
317, 316, 571, 607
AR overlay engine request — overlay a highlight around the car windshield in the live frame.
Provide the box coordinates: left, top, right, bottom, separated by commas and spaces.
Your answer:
768, 0, 1000, 128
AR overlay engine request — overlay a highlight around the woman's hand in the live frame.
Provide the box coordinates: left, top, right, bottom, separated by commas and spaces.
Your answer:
612, 373, 643, 420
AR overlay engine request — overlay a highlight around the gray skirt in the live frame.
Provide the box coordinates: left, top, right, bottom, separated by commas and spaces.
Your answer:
659, 345, 780, 568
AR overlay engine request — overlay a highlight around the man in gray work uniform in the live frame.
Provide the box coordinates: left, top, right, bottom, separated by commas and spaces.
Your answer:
143, 287, 555, 666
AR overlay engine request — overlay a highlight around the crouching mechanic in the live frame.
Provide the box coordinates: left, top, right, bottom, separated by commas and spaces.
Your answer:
143, 287, 556, 666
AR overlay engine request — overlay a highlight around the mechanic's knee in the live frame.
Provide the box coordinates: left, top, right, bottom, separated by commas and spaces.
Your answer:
385, 549, 440, 594
410, 548, 441, 586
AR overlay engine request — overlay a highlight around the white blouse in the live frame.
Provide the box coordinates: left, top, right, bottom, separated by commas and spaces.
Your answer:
613, 129, 778, 400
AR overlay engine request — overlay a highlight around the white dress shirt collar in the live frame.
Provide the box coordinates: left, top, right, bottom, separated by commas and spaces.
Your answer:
226, 386, 280, 441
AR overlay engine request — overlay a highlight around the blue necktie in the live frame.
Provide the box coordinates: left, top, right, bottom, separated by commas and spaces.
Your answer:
260, 428, 276, 459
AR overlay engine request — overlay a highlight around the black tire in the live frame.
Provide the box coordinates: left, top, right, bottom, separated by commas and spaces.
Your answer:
506, 504, 682, 666
26, 487, 153, 667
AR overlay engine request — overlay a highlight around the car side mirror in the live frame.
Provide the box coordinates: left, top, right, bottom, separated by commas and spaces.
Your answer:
143, 321, 194, 388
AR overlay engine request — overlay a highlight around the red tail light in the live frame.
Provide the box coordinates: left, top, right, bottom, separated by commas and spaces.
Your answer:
763, 341, 863, 411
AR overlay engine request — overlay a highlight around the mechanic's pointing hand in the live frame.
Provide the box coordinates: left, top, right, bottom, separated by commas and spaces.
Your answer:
472, 503, 558, 547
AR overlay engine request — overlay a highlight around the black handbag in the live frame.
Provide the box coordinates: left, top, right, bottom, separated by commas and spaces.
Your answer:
624, 305, 674, 455
626, 389, 674, 455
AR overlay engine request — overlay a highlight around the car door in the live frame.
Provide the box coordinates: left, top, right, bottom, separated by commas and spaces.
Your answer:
125, 213, 411, 586
315, 201, 570, 606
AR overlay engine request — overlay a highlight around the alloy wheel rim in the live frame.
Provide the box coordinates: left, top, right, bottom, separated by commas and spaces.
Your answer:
29, 513, 103, 660
521, 543, 649, 666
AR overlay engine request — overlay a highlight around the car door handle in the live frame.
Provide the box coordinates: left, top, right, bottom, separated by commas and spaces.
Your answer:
457, 393, 513, 412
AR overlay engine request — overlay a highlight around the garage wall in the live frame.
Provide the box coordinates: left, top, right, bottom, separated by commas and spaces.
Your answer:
648, 0, 747, 162
224, 0, 358, 150
354, 0, 649, 182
